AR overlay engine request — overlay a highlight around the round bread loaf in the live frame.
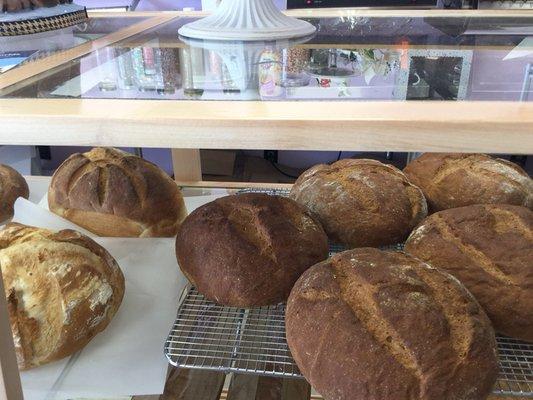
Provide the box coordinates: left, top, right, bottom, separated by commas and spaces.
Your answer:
405, 204, 533, 342
403, 153, 533, 212
176, 193, 329, 307
0, 223, 125, 370
48, 147, 187, 237
289, 159, 427, 248
0, 164, 29, 223
286, 248, 498, 400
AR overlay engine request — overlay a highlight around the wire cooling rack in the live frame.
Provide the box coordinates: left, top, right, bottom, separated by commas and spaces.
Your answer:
164, 286, 533, 395
165, 187, 533, 397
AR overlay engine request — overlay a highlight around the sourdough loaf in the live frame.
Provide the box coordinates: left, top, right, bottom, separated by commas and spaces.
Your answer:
176, 193, 329, 307
405, 204, 533, 342
286, 248, 498, 400
289, 159, 427, 248
0, 164, 29, 223
0, 223, 125, 370
48, 147, 187, 237
403, 153, 532, 212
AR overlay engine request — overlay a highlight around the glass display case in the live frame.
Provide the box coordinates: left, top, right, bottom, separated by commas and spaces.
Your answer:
2, 13, 533, 101
0, 8, 532, 400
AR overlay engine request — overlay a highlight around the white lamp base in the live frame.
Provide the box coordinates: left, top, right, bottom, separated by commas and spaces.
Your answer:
178, 0, 316, 41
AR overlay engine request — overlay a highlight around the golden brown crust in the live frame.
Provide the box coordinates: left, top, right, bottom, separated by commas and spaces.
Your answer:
286, 248, 498, 400
175, 193, 329, 307
403, 153, 533, 213
0, 164, 29, 223
48, 147, 187, 237
0, 223, 125, 370
289, 159, 428, 248
405, 204, 533, 342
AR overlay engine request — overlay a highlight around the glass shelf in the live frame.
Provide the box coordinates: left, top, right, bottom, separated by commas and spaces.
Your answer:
1, 13, 533, 101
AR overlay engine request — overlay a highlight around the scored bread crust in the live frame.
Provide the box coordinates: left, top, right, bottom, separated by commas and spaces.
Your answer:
405, 204, 533, 342
48, 147, 187, 237
0, 164, 29, 223
0, 223, 125, 370
289, 159, 428, 248
403, 153, 533, 213
286, 248, 498, 400
176, 193, 329, 307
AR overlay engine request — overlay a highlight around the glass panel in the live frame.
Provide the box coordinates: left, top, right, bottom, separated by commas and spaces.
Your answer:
2, 14, 533, 101
0, 15, 147, 75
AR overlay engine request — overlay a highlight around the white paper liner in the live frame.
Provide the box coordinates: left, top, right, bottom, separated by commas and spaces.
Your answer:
9, 198, 182, 400
5, 178, 228, 400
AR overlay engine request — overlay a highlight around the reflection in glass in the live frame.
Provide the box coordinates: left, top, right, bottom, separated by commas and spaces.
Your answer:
3, 15, 533, 101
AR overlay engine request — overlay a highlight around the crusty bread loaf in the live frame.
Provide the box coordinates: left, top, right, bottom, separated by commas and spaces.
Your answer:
286, 248, 498, 400
289, 159, 427, 248
0, 164, 29, 223
48, 147, 187, 237
176, 193, 329, 307
405, 204, 533, 342
404, 153, 533, 212
0, 223, 125, 370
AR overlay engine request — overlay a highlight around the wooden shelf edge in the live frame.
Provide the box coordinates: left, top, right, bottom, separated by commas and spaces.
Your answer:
0, 99, 532, 153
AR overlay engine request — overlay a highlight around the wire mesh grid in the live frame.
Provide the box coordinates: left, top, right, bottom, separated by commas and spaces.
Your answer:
165, 187, 533, 396
164, 287, 300, 377
495, 337, 533, 396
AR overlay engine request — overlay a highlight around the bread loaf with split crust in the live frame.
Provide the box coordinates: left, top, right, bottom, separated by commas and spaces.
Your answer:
403, 153, 532, 212
48, 147, 187, 237
405, 204, 533, 342
286, 248, 498, 400
176, 193, 329, 307
0, 223, 125, 370
289, 159, 427, 248
0, 164, 29, 223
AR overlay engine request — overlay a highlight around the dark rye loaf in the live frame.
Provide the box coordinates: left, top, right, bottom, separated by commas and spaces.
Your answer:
405, 204, 533, 342
289, 159, 427, 248
286, 248, 498, 400
404, 153, 533, 212
176, 193, 329, 307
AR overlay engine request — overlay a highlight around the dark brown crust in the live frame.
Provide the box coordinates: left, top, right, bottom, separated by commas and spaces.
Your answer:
175, 193, 329, 307
286, 248, 498, 400
289, 159, 428, 248
403, 153, 533, 213
405, 204, 533, 342
0, 223, 125, 370
48, 147, 187, 237
0, 164, 29, 223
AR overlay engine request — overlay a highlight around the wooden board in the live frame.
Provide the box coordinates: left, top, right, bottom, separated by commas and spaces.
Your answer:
1, 99, 532, 153
0, 265, 23, 400
226, 376, 310, 400
161, 368, 226, 400
172, 149, 202, 182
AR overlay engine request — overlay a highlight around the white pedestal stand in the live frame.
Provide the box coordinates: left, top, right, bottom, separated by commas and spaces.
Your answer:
178, 0, 316, 41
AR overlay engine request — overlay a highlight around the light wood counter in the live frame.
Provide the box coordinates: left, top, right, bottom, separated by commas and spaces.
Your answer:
1, 99, 532, 153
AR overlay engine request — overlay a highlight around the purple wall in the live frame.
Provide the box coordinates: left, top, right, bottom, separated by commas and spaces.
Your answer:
468, 49, 533, 101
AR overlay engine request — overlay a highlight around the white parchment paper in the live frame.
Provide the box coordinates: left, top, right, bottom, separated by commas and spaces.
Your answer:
9, 187, 228, 400
11, 198, 184, 400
